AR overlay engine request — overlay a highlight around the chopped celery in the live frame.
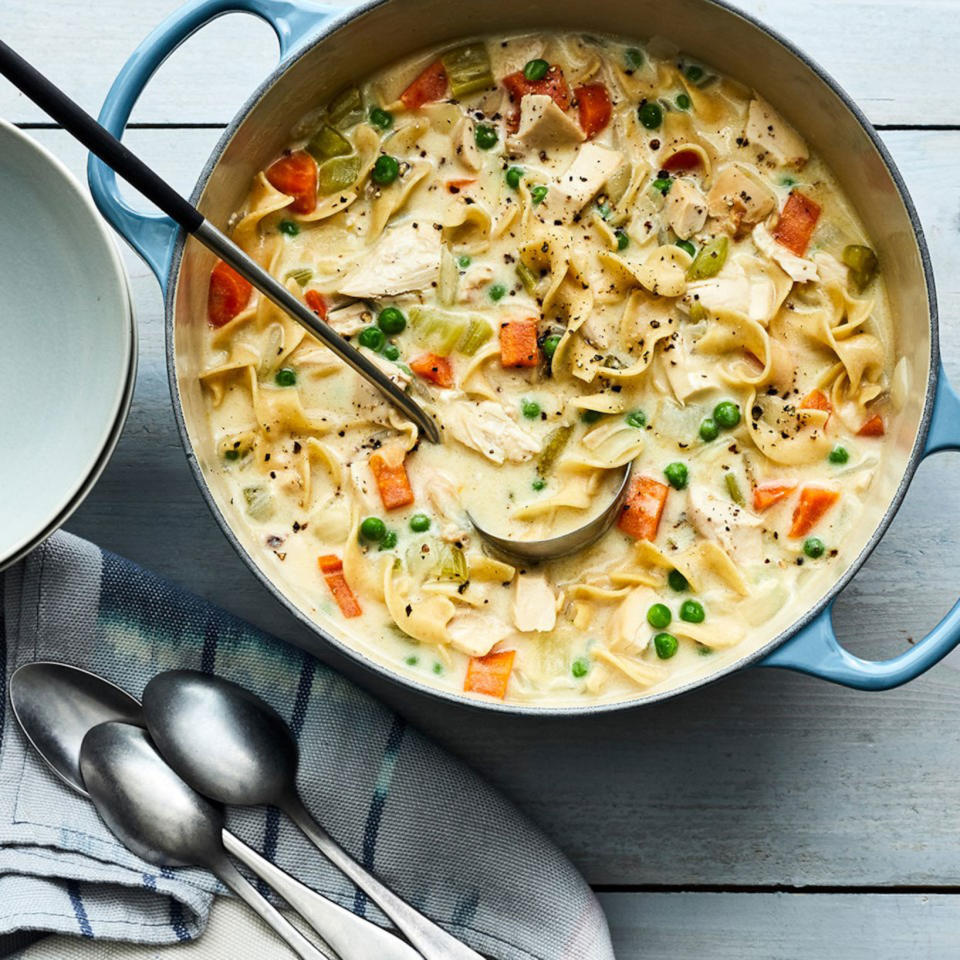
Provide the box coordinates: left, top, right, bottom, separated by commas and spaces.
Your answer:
842, 244, 878, 292
318, 155, 361, 194
435, 542, 468, 583
410, 305, 470, 354
242, 486, 274, 521
725, 473, 745, 506
438, 247, 459, 306
327, 86, 364, 129
516, 259, 538, 295
284, 268, 313, 286
307, 124, 352, 161
537, 424, 573, 476
441, 42, 494, 98
688, 301, 708, 322
687, 235, 729, 280
458, 318, 493, 355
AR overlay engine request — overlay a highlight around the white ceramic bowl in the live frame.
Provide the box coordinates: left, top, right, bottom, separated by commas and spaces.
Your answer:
0, 120, 135, 570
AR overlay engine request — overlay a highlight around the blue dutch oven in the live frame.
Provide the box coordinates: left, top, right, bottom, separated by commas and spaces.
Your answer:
89, 0, 960, 712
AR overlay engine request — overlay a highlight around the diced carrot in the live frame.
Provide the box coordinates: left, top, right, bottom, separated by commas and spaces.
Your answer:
317, 555, 362, 618
575, 83, 611, 139
662, 148, 703, 172
499, 319, 539, 368
857, 414, 885, 437
208, 260, 252, 328
446, 178, 476, 194
410, 352, 454, 388
800, 389, 832, 413
369, 452, 415, 510
400, 59, 448, 109
503, 65, 571, 131
305, 289, 328, 320
265, 150, 318, 215
789, 486, 839, 538
464, 649, 516, 699
772, 190, 821, 256
618, 477, 670, 541
752, 482, 797, 512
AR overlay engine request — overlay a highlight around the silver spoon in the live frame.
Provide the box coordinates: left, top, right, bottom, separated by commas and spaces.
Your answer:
470, 462, 634, 564
142, 671, 485, 960
8, 662, 421, 960
80, 721, 331, 960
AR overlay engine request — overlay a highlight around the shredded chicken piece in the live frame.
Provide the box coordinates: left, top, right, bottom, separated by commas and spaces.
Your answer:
539, 143, 622, 223
664, 178, 708, 239
448, 611, 513, 657
752, 222, 818, 283
325, 301, 373, 336
707, 162, 777, 226
339, 222, 441, 297
511, 573, 557, 632
439, 398, 540, 464
512, 94, 585, 151
745, 97, 809, 169
687, 485, 763, 567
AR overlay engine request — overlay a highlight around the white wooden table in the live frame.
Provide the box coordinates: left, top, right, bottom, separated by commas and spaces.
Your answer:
4, 1, 960, 955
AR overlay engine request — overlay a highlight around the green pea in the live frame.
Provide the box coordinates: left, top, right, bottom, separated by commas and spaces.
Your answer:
532, 477, 546, 491
278, 219, 299, 236
625, 47, 644, 70
804, 537, 826, 559
530, 185, 548, 205
829, 445, 849, 465
358, 326, 386, 351
405, 654, 419, 666
523, 58, 550, 81
409, 513, 431, 533
685, 64, 704, 83
638, 101, 662, 129
432, 661, 444, 675
615, 229, 630, 251
224, 448, 240, 461
475, 124, 499, 150
457, 255, 472, 269
581, 409, 603, 424
676, 93, 691, 110
668, 569, 689, 592
542, 333, 561, 359
506, 166, 524, 189
654, 632, 679, 659
713, 401, 741, 429
596, 201, 613, 221
699, 418, 719, 442
521, 399, 541, 419
489, 283, 507, 301
651, 176, 672, 195
382, 343, 400, 361
369, 106, 393, 129
571, 656, 590, 678
680, 599, 705, 623
626, 410, 647, 429
379, 530, 398, 550
360, 516, 386, 542
274, 367, 297, 387
372, 154, 400, 186
781, 175, 796, 187
676, 239, 696, 257
377, 306, 406, 334
647, 603, 672, 629
664, 462, 689, 490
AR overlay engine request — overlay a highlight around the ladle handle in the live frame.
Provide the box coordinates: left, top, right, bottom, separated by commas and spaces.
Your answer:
284, 796, 485, 960
222, 828, 422, 960
214, 854, 333, 960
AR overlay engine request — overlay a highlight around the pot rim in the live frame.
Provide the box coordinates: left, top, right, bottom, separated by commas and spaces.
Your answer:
164, 0, 940, 716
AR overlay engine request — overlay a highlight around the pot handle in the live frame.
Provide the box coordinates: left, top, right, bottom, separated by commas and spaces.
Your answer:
87, 0, 337, 290
759, 367, 960, 689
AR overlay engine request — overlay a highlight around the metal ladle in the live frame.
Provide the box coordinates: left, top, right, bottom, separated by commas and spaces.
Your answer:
0, 41, 631, 565
8, 662, 422, 960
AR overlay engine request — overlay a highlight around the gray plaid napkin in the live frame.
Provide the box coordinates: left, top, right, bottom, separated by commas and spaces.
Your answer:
0, 532, 613, 959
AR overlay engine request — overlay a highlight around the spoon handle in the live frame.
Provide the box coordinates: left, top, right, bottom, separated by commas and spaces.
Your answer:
222, 828, 422, 960
214, 855, 334, 960
0, 39, 439, 445
284, 796, 485, 960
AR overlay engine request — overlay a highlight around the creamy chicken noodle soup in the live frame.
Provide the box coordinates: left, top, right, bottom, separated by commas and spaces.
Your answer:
200, 32, 900, 705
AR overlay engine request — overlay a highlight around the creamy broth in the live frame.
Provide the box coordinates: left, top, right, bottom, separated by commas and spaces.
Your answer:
199, 32, 899, 705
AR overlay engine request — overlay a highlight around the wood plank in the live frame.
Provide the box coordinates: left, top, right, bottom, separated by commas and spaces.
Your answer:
600, 892, 960, 959
20, 126, 960, 888
0, 0, 957, 127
